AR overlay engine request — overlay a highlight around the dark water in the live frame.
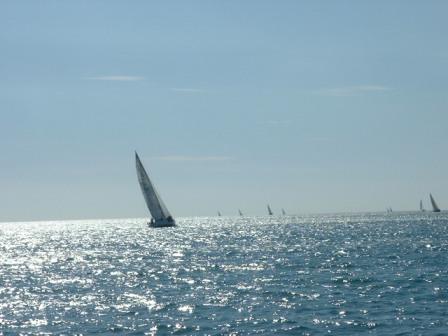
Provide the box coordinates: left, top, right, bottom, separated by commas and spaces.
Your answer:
1, 213, 447, 335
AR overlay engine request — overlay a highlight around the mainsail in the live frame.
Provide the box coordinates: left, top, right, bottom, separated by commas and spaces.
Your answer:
430, 193, 441, 212
267, 204, 273, 216
135, 152, 175, 226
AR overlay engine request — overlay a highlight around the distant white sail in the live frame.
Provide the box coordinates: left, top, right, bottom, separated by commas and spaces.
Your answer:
238, 209, 243, 216
218, 211, 222, 217
267, 204, 273, 216
420, 200, 425, 212
281, 208, 286, 216
430, 193, 441, 213
135, 152, 175, 227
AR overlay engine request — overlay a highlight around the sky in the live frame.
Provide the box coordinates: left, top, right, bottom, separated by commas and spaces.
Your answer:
1, 1, 448, 221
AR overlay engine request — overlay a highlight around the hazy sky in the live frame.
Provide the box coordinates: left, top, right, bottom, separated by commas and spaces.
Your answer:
1, 1, 448, 221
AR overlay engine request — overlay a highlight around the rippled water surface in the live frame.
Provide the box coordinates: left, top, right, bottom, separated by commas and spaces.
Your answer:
1, 213, 448, 335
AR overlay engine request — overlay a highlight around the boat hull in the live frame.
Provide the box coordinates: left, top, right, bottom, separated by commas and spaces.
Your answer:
147, 219, 176, 228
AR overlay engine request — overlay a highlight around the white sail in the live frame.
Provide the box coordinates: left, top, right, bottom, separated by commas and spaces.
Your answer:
430, 193, 441, 212
420, 200, 425, 212
267, 204, 273, 216
135, 152, 175, 227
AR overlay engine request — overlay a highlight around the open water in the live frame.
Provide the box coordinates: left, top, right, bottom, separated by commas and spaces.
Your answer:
0, 213, 447, 335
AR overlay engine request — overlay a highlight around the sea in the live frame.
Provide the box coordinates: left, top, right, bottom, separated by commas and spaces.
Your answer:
0, 213, 447, 335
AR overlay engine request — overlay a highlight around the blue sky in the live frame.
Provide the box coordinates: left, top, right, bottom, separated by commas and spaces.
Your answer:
1, 1, 448, 221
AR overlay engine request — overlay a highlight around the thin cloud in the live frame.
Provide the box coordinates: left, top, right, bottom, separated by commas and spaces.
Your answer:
85, 76, 145, 81
153, 155, 234, 162
170, 88, 206, 93
316, 85, 392, 97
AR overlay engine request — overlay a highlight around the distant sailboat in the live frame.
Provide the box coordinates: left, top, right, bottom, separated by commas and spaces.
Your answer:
281, 208, 286, 216
135, 152, 175, 227
238, 209, 243, 216
386, 207, 393, 213
218, 211, 222, 217
420, 200, 425, 212
267, 204, 273, 216
430, 193, 441, 213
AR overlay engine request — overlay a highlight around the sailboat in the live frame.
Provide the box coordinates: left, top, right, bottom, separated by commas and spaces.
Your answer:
267, 204, 273, 216
429, 193, 441, 213
420, 200, 425, 212
281, 208, 286, 216
135, 152, 175, 227
238, 209, 243, 216
217, 211, 222, 217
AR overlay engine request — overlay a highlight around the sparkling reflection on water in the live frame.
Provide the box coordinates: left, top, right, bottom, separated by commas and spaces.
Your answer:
0, 213, 447, 335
